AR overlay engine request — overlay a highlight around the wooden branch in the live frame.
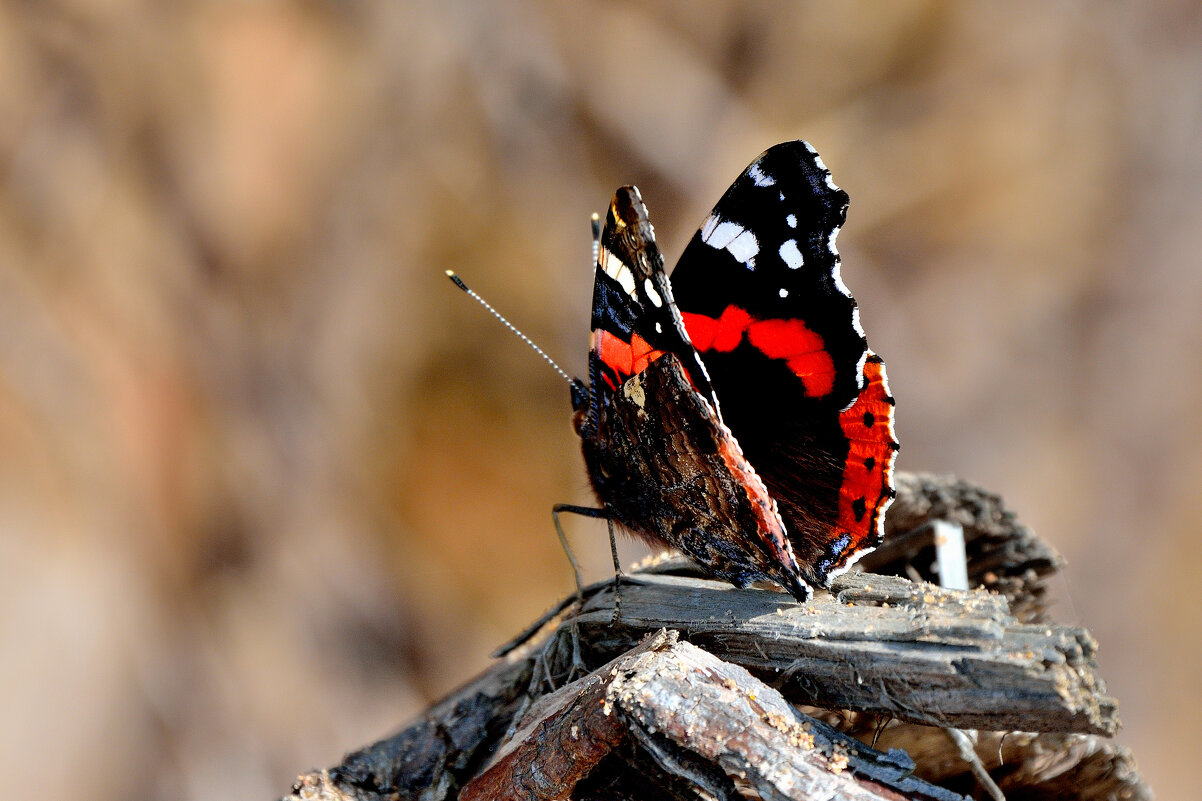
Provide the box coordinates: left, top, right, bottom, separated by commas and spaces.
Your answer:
459, 630, 965, 801
301, 658, 532, 800
570, 571, 1117, 736
863, 472, 1064, 622
285, 574, 1121, 801
816, 710, 1152, 801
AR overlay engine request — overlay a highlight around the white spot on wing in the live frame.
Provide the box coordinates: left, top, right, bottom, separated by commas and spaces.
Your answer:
655, 321, 663, 334
838, 349, 871, 412
824, 545, 876, 583
703, 219, 743, 249
786, 214, 797, 228
811, 151, 841, 192
726, 229, 760, 266
603, 250, 637, 296
703, 216, 761, 268
779, 288, 789, 298
831, 259, 851, 297
602, 250, 619, 277
748, 163, 776, 187
828, 225, 851, 297
644, 278, 663, 307
623, 374, 647, 408
779, 239, 804, 270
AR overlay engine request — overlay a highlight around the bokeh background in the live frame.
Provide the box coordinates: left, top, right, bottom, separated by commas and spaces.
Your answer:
2, 2, 1199, 799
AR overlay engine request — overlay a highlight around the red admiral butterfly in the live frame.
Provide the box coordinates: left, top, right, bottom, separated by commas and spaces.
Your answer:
567, 141, 898, 601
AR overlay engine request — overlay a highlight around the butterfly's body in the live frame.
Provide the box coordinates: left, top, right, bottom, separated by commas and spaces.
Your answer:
575, 141, 898, 599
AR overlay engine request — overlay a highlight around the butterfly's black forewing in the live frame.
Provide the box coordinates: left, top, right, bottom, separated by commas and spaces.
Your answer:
669, 141, 897, 586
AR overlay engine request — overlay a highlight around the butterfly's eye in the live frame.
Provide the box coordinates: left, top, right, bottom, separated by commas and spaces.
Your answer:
570, 379, 589, 412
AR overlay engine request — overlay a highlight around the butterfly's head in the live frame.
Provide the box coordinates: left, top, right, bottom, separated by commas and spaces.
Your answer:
569, 377, 589, 413
569, 378, 596, 441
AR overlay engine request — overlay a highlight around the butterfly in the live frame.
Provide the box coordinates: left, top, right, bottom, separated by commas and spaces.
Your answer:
566, 140, 898, 601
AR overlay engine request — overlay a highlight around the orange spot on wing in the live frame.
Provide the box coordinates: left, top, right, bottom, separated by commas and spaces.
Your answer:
682, 308, 835, 398
629, 332, 662, 374
832, 356, 897, 556
593, 329, 666, 383
746, 319, 835, 398
682, 307, 751, 352
680, 311, 718, 351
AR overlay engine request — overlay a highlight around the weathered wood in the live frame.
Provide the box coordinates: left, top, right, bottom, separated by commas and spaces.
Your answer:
902, 729, 1149, 801
456, 635, 655, 801
569, 571, 1117, 736
460, 630, 965, 801
282, 470, 1145, 800
862, 472, 1064, 622
308, 657, 532, 800
807, 708, 1152, 801
285, 573, 1120, 800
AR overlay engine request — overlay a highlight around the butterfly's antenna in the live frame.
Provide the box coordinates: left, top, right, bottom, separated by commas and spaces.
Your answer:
590, 212, 601, 267
445, 271, 573, 385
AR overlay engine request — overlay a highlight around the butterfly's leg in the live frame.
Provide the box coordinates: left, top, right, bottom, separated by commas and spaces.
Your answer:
550, 503, 610, 682
606, 516, 623, 625
552, 503, 608, 600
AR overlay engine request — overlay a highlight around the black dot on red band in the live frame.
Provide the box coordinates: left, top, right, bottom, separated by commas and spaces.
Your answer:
862, 412, 875, 428
852, 496, 866, 522
863, 457, 876, 471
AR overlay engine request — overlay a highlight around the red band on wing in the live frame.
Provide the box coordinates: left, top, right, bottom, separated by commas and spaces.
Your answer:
593, 329, 666, 388
683, 306, 752, 352
832, 355, 897, 558
682, 308, 836, 398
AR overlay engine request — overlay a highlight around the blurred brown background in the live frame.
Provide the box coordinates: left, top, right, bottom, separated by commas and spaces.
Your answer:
2, 1, 1199, 799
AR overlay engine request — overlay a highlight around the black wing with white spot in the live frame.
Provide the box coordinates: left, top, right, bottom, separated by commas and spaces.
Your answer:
668, 140, 896, 589
671, 140, 867, 409
590, 185, 719, 412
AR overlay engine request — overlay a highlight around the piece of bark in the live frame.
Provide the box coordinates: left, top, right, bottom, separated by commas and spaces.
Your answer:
860, 472, 1064, 622
909, 730, 1149, 801
302, 657, 532, 800
285, 571, 1121, 800
805, 709, 1152, 801
460, 630, 966, 801
568, 571, 1117, 736
283, 469, 1143, 800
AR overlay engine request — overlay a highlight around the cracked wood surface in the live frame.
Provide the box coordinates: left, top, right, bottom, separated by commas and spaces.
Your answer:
287, 572, 1120, 801
574, 571, 1117, 736
459, 630, 964, 801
